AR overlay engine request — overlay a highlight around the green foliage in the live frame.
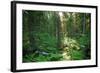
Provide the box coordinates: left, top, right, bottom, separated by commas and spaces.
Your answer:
71, 50, 84, 60
78, 34, 90, 47
71, 34, 90, 60
23, 53, 36, 62
49, 53, 62, 61
34, 32, 57, 52
23, 52, 62, 62
34, 55, 49, 62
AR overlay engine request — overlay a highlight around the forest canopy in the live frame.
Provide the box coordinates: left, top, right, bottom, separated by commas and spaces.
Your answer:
22, 10, 91, 62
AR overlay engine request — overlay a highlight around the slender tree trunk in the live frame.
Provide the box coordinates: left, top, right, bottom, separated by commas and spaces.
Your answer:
82, 13, 86, 34
55, 12, 61, 49
58, 12, 65, 48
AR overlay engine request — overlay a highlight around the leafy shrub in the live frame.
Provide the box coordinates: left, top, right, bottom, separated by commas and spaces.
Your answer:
78, 34, 90, 47
71, 50, 84, 60
23, 53, 36, 62
34, 32, 58, 52
71, 34, 91, 60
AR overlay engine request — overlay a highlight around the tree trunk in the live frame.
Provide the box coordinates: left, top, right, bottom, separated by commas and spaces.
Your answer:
82, 13, 86, 34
